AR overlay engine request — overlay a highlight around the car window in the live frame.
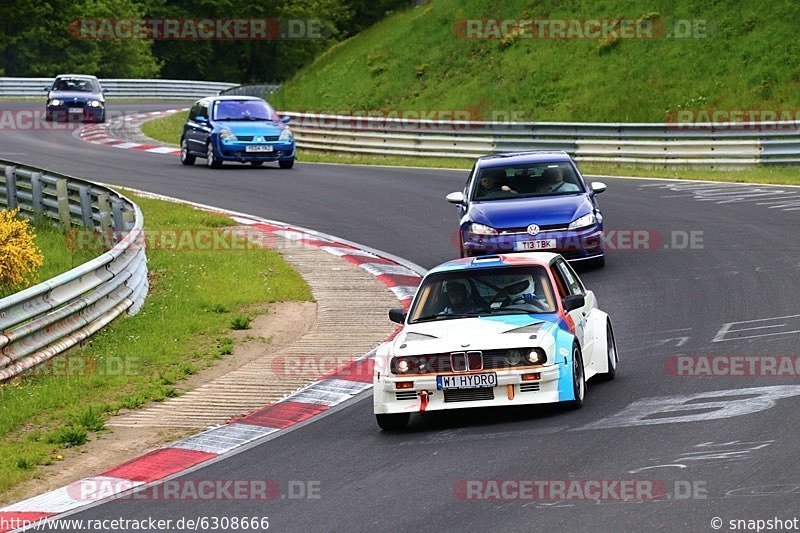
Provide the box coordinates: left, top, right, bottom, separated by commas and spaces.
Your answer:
198, 102, 210, 120
188, 103, 200, 121
53, 78, 99, 92
464, 164, 476, 198
212, 100, 279, 121
472, 162, 584, 201
550, 263, 571, 298
556, 259, 584, 295
407, 266, 557, 322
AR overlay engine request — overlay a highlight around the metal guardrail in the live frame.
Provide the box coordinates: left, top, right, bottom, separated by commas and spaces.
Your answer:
0, 78, 237, 99
283, 113, 800, 167
0, 160, 148, 381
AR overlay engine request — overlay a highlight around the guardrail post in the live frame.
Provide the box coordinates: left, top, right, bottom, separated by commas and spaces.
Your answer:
78, 185, 94, 228
55, 178, 71, 228
96, 193, 113, 247
30, 172, 43, 214
4, 166, 18, 210
111, 199, 124, 233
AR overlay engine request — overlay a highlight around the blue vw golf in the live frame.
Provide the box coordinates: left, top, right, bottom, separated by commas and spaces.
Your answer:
181, 96, 296, 169
446, 151, 607, 267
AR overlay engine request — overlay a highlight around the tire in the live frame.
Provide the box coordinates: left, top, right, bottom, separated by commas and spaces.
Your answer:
180, 138, 195, 166
566, 345, 585, 409
597, 322, 618, 381
97, 111, 105, 123
588, 255, 606, 269
45, 112, 52, 122
251, 161, 264, 167
206, 141, 222, 168
279, 158, 294, 169
376, 412, 410, 431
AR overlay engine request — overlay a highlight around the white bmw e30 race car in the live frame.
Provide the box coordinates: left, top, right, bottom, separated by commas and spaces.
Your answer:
373, 252, 618, 430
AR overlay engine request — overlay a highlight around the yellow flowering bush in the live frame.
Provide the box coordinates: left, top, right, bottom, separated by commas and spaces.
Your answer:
0, 209, 44, 290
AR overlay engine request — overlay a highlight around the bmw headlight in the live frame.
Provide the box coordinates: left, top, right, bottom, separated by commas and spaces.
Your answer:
568, 213, 597, 230
219, 128, 237, 142
50, 99, 62, 106
88, 100, 103, 108
526, 348, 546, 365
279, 128, 294, 141
503, 349, 524, 366
469, 223, 498, 236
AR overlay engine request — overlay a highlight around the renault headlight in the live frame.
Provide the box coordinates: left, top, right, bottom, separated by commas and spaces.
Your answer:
568, 213, 597, 230
469, 223, 498, 236
219, 128, 237, 142
279, 128, 294, 141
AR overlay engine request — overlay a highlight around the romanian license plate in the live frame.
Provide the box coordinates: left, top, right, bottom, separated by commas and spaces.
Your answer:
245, 145, 273, 153
436, 373, 497, 390
68, 108, 83, 114
514, 239, 556, 251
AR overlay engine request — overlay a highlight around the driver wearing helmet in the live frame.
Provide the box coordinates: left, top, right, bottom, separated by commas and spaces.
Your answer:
442, 281, 483, 315
504, 276, 546, 309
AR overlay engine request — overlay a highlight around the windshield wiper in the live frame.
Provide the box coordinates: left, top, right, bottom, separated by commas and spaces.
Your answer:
488, 306, 542, 314
412, 312, 483, 323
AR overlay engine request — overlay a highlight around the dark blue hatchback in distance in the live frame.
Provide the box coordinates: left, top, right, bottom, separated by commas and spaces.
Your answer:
446, 151, 607, 267
44, 74, 107, 123
180, 96, 296, 169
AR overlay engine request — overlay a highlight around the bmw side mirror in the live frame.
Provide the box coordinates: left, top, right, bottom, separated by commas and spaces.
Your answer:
445, 191, 465, 205
562, 294, 585, 312
590, 182, 607, 195
102, 88, 109, 94
389, 308, 407, 324
281, 115, 291, 124
43, 86, 50, 92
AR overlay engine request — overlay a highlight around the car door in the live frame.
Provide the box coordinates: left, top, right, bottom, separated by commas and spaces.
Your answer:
552, 258, 595, 360
186, 100, 212, 153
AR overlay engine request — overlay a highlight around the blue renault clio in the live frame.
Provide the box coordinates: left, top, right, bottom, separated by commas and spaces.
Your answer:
446, 151, 607, 267
181, 96, 296, 169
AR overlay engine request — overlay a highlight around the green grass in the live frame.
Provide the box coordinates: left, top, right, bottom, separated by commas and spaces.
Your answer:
0, 221, 104, 299
0, 193, 312, 501
270, 0, 800, 123
140, 111, 187, 146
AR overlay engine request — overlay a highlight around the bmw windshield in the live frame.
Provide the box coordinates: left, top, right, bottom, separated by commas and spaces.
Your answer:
212, 100, 280, 121
52, 78, 100, 92
408, 266, 557, 323
472, 162, 585, 201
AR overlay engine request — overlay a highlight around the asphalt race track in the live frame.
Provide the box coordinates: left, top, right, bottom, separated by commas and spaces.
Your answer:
4, 101, 800, 532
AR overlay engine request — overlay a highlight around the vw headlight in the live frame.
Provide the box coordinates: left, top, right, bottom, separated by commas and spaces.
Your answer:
526, 348, 546, 365
279, 128, 294, 141
88, 100, 103, 108
219, 128, 237, 142
469, 223, 498, 236
568, 213, 597, 230
50, 99, 62, 106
